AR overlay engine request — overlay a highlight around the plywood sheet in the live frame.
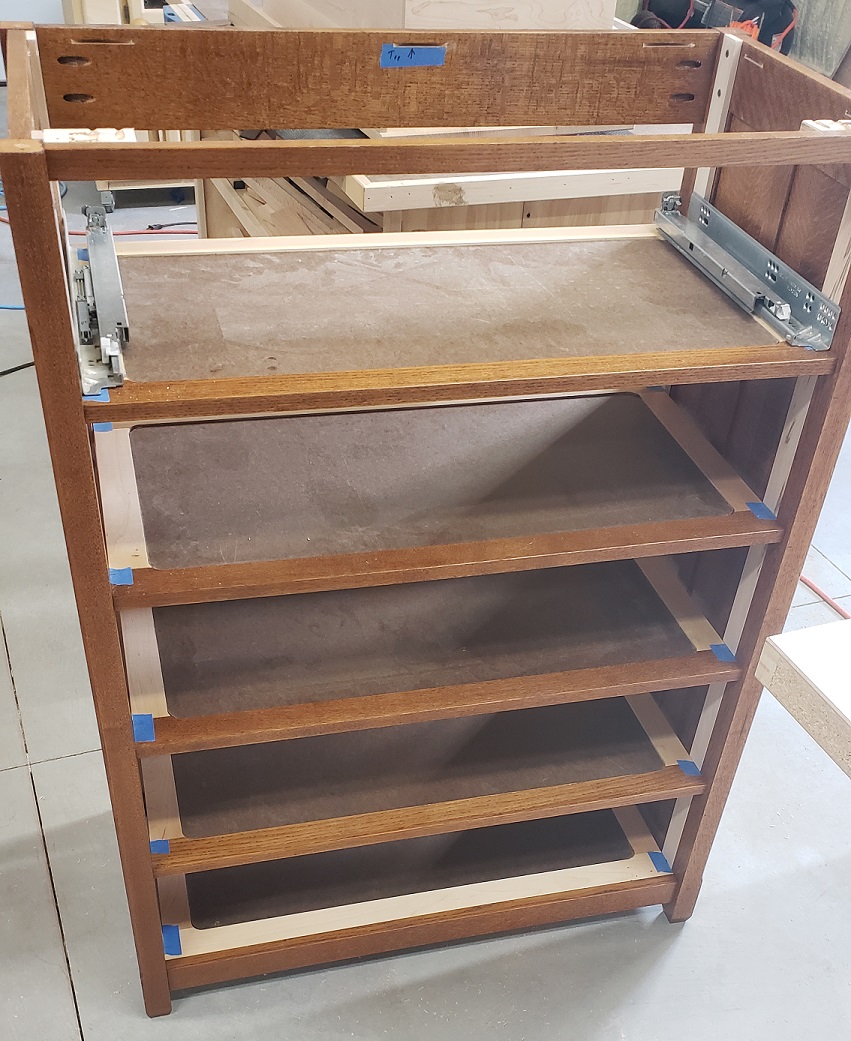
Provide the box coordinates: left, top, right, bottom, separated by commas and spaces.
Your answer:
186, 810, 633, 928
118, 238, 772, 383
131, 394, 730, 570
172, 697, 662, 836
154, 560, 695, 717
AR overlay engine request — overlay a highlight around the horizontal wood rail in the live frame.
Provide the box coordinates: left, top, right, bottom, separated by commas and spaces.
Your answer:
152, 766, 705, 876
42, 131, 851, 182
138, 652, 739, 758
113, 513, 781, 609
85, 347, 833, 424
165, 874, 678, 988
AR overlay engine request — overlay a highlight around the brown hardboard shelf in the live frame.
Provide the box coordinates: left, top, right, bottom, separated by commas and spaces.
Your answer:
8, 23, 851, 1014
97, 389, 781, 611
124, 556, 734, 758
81, 231, 833, 425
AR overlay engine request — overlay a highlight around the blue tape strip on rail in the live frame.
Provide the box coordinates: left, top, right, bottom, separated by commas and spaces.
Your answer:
131, 714, 155, 743
77, 248, 89, 262
711, 643, 736, 663
380, 44, 447, 68
677, 759, 701, 777
747, 501, 778, 521
92, 422, 113, 433
649, 850, 673, 873
150, 839, 170, 855
162, 925, 182, 957
83, 389, 110, 402
109, 567, 134, 586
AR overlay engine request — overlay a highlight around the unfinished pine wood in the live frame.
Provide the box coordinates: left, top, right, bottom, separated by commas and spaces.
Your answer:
117, 238, 771, 383
144, 559, 694, 719
35, 27, 716, 130
184, 810, 634, 929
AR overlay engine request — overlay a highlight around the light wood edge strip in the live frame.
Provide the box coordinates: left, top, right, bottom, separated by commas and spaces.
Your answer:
627, 693, 692, 765
170, 855, 663, 960
120, 608, 191, 925
42, 132, 851, 183
693, 31, 743, 200
85, 347, 832, 425
348, 167, 683, 214
165, 875, 677, 986
638, 557, 724, 652
639, 387, 759, 511
94, 426, 149, 570
137, 652, 741, 758
151, 767, 704, 877
113, 514, 781, 610
115, 223, 660, 257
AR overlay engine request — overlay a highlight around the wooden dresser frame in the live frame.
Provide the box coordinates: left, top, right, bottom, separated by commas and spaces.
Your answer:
3, 23, 851, 1017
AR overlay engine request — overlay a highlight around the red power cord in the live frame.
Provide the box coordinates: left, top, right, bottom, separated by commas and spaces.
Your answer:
799, 574, 851, 620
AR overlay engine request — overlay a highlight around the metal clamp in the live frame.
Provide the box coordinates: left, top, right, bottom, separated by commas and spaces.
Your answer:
655, 193, 839, 352
73, 192, 130, 395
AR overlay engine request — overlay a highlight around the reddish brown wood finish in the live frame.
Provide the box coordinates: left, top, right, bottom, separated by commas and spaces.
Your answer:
0, 144, 172, 1017
139, 652, 740, 758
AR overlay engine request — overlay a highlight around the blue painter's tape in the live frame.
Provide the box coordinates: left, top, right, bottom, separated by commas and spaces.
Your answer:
649, 850, 672, 873
711, 643, 736, 663
77, 248, 89, 262
747, 501, 777, 521
131, 713, 155, 743
109, 567, 134, 586
92, 422, 113, 433
677, 759, 701, 777
83, 388, 110, 402
162, 925, 182, 956
150, 839, 170, 855
380, 44, 446, 68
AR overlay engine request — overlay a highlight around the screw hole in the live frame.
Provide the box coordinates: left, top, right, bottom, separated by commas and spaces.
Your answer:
58, 55, 91, 66
63, 93, 94, 103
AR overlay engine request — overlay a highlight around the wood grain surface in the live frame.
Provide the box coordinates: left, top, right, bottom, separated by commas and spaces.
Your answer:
154, 765, 703, 875
35, 26, 716, 130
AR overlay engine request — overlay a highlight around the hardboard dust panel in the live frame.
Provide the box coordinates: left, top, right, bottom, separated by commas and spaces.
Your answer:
153, 560, 696, 717
171, 698, 663, 837
185, 810, 636, 929
130, 395, 732, 570
118, 239, 773, 382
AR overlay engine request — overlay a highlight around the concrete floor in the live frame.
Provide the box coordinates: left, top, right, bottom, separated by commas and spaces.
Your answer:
2, 95, 851, 1039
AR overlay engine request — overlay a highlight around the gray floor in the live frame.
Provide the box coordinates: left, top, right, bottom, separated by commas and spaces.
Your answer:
2, 101, 851, 1039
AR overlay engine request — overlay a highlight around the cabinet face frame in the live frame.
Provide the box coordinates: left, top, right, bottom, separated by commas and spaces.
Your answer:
4, 22, 851, 1016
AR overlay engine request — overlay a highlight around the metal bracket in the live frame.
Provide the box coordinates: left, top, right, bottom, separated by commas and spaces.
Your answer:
73, 192, 130, 395
655, 193, 839, 351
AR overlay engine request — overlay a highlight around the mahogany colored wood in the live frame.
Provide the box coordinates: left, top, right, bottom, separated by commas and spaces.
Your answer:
86, 347, 831, 425
0, 144, 173, 1017
115, 514, 780, 609
166, 875, 678, 991
35, 26, 718, 131
5, 29, 34, 139
41, 131, 851, 183
140, 653, 738, 758
154, 766, 704, 876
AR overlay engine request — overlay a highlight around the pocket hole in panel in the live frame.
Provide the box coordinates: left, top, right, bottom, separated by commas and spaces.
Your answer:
676, 59, 702, 69
63, 93, 95, 103
670, 93, 696, 104
57, 55, 91, 66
